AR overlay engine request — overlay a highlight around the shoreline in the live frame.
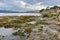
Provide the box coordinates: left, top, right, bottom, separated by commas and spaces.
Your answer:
0, 13, 41, 16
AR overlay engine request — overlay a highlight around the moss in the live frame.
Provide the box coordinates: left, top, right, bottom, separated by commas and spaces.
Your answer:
23, 23, 34, 27
0, 23, 7, 27
4, 23, 22, 28
13, 28, 32, 37
36, 21, 49, 25
51, 16, 56, 19
4, 24, 13, 28
58, 29, 60, 32
24, 28, 32, 34
13, 30, 25, 36
38, 27, 43, 32
0, 16, 37, 28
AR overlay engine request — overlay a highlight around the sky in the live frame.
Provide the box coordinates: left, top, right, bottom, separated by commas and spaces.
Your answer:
0, 0, 60, 11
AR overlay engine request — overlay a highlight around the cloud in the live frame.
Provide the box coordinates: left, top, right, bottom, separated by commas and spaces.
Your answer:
22, 2, 47, 10
14, 1, 47, 10
0, 0, 60, 11
0, 2, 5, 6
0, 0, 47, 11
18, 0, 60, 10
36, 0, 60, 6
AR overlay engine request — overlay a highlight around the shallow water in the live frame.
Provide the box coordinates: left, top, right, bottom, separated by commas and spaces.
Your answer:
0, 13, 41, 16
0, 27, 18, 36
0, 27, 26, 40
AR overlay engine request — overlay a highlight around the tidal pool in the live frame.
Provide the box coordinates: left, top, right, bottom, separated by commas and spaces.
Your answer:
0, 27, 26, 40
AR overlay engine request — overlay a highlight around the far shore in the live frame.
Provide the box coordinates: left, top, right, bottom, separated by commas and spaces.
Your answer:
0, 13, 41, 16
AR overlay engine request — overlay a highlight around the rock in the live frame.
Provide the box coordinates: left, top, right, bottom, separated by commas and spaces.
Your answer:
56, 22, 60, 26
57, 34, 60, 39
58, 15, 60, 21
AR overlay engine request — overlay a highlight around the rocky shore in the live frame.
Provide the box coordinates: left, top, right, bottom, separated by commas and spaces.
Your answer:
0, 6, 60, 40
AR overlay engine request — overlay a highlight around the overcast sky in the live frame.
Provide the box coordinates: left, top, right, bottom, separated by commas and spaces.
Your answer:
0, 0, 60, 11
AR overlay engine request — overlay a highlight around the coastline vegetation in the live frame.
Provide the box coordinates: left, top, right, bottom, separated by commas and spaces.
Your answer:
0, 16, 38, 37
0, 16, 38, 27
0, 6, 60, 40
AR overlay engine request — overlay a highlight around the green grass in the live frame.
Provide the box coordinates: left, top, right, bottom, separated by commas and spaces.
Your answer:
36, 21, 49, 25
38, 28, 43, 32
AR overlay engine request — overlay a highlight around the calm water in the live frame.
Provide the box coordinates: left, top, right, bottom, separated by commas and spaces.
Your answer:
0, 27, 26, 40
0, 13, 41, 16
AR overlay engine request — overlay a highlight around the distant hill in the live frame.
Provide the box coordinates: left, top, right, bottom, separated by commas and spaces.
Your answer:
0, 10, 21, 13
24, 10, 40, 13
0, 10, 40, 13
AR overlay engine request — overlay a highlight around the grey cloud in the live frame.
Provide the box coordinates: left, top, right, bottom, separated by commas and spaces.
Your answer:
0, 0, 60, 11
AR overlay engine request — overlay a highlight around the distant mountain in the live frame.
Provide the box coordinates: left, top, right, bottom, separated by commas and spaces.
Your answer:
0, 10, 40, 13
24, 10, 40, 13
0, 10, 20, 13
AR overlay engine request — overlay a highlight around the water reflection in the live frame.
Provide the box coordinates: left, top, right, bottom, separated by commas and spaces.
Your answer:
0, 27, 18, 36
0, 27, 26, 40
0, 35, 27, 40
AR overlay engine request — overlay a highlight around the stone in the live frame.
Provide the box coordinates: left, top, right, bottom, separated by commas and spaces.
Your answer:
56, 22, 60, 26
57, 34, 60, 39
